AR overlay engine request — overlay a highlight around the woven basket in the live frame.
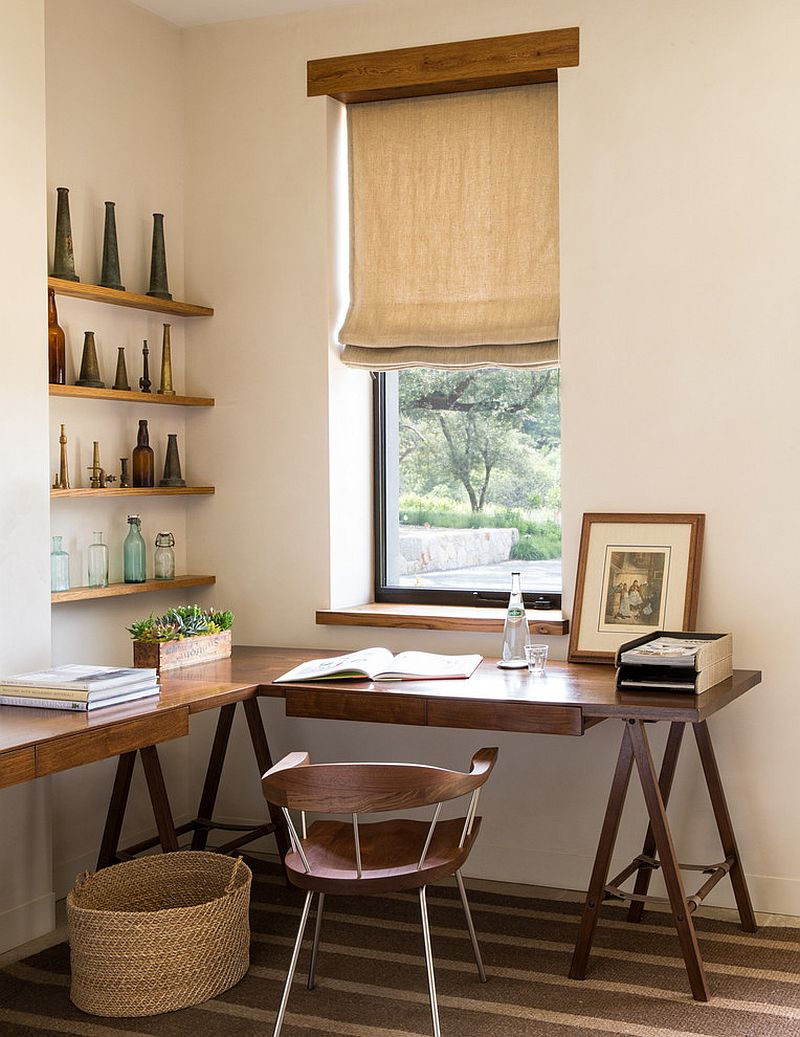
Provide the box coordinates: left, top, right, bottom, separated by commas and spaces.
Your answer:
67, 851, 251, 1017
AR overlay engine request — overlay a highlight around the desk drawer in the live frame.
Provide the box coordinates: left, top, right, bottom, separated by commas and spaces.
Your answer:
36, 708, 189, 776
285, 689, 426, 727
0, 747, 36, 788
428, 699, 583, 736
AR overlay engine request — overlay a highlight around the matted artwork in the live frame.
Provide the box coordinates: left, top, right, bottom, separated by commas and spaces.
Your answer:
568, 514, 704, 664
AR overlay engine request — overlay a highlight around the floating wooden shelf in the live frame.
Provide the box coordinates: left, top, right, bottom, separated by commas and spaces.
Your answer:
49, 384, 214, 407
51, 486, 215, 499
52, 574, 216, 604
317, 603, 568, 635
48, 277, 214, 318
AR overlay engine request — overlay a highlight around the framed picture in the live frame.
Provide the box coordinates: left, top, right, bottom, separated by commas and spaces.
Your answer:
568, 513, 705, 664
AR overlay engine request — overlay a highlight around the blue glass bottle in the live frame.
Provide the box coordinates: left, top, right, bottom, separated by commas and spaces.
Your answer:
123, 515, 146, 583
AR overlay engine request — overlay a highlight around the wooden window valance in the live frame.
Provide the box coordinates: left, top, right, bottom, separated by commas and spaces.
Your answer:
307, 27, 579, 104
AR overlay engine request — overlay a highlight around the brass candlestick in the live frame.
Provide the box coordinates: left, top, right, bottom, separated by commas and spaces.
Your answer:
52, 423, 70, 489
86, 441, 116, 489
157, 323, 175, 396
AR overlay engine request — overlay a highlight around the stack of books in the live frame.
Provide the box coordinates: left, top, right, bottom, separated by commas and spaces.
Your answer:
0, 665, 160, 711
615, 632, 733, 694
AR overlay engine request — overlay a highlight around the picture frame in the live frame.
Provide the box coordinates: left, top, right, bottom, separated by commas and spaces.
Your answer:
567, 513, 705, 665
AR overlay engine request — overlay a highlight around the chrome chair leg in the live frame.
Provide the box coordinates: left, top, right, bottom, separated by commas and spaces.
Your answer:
419, 886, 442, 1037
272, 889, 313, 1037
455, 870, 487, 983
307, 892, 325, 990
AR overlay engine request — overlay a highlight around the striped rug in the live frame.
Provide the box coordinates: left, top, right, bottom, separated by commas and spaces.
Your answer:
0, 859, 798, 1036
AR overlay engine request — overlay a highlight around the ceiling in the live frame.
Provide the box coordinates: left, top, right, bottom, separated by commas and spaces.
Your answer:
133, 0, 383, 27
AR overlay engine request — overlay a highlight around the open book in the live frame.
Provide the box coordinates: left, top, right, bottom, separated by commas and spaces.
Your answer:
274, 648, 483, 684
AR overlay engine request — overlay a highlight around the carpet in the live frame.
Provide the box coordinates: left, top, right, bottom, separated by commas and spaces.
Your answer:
0, 859, 798, 1036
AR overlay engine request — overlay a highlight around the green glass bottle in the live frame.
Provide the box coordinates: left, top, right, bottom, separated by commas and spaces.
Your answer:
123, 515, 146, 583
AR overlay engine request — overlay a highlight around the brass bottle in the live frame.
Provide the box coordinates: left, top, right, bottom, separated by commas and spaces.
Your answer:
157, 323, 175, 395
132, 419, 155, 488
48, 288, 66, 385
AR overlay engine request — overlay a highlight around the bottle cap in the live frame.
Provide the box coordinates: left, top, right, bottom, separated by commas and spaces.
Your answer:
127, 514, 140, 522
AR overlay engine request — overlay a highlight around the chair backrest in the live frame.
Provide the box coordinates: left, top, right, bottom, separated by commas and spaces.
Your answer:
262, 747, 497, 814
263, 748, 497, 878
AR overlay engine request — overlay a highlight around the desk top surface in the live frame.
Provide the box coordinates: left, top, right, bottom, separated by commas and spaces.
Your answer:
196, 646, 762, 723
0, 645, 762, 757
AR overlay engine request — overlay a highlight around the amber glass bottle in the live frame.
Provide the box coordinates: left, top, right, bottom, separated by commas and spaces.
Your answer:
132, 419, 155, 487
48, 288, 66, 384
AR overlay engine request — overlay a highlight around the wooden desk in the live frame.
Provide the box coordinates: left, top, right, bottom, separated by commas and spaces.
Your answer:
0, 645, 761, 1002
186, 645, 760, 1002
0, 671, 289, 867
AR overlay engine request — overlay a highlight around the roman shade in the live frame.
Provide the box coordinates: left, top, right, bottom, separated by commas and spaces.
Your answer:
339, 83, 559, 371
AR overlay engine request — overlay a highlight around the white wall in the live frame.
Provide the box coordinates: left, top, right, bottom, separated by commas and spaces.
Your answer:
183, 0, 800, 913
0, 0, 54, 952
1, 0, 797, 949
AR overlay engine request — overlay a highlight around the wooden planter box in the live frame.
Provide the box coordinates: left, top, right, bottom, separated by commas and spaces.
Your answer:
133, 630, 232, 673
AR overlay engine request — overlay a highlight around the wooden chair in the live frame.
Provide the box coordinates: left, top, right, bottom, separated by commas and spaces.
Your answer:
261, 747, 498, 1037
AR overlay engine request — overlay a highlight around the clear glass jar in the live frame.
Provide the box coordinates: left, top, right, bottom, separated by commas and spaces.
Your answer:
87, 531, 109, 588
123, 515, 147, 583
154, 531, 175, 580
50, 535, 70, 592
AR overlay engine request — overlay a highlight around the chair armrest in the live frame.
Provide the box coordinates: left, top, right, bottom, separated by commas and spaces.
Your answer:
468, 747, 498, 785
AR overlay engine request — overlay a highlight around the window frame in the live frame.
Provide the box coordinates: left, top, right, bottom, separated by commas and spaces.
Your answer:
372, 371, 562, 610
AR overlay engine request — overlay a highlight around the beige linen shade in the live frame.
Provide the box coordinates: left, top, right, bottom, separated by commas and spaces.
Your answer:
340, 83, 560, 371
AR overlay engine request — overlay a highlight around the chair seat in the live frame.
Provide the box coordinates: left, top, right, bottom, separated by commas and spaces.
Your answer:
285, 816, 482, 894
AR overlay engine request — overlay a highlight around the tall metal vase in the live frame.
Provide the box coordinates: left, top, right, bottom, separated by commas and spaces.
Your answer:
160, 434, 186, 487
52, 187, 79, 282
158, 323, 175, 395
99, 201, 125, 291
76, 331, 104, 388
147, 213, 172, 300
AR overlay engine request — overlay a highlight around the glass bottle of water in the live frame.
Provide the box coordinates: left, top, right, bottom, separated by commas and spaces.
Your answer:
123, 515, 147, 583
154, 531, 175, 580
87, 531, 109, 588
498, 570, 530, 668
50, 536, 70, 592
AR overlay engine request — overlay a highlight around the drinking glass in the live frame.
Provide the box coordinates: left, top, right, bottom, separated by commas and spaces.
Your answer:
525, 644, 549, 675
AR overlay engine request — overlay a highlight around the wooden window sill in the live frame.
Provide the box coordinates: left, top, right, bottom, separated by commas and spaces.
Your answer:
316, 603, 568, 635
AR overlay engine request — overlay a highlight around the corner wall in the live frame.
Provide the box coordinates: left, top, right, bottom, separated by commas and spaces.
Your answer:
0, 0, 54, 951
183, 0, 800, 913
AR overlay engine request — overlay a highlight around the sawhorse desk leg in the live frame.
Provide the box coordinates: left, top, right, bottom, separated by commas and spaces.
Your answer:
189, 698, 290, 859
97, 745, 178, 869
98, 698, 290, 869
569, 717, 756, 1002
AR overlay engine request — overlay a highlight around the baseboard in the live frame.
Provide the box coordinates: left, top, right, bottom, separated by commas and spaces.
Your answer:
468, 842, 800, 917
209, 813, 800, 918
0, 893, 55, 955
53, 813, 194, 899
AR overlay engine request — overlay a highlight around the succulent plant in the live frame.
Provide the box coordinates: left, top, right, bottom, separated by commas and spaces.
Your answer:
127, 605, 234, 643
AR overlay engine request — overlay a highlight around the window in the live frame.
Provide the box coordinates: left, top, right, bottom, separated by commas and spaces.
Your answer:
374, 368, 561, 608
307, 30, 578, 612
